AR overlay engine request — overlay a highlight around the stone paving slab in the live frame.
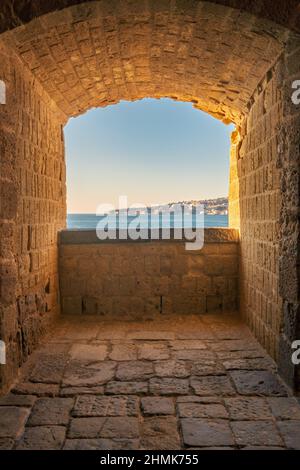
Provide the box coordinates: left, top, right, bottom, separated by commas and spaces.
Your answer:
141, 397, 175, 416
0, 314, 300, 450
229, 370, 288, 396
0, 407, 30, 439
231, 421, 283, 447
16, 426, 66, 450
141, 417, 181, 450
27, 398, 74, 426
0, 438, 14, 450
181, 418, 235, 447
224, 397, 273, 420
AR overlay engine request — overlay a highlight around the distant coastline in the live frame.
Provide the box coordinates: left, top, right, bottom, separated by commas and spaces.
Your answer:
67, 197, 229, 229
161, 197, 228, 216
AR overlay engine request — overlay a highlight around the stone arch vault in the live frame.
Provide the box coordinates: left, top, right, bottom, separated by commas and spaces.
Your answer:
0, 0, 299, 393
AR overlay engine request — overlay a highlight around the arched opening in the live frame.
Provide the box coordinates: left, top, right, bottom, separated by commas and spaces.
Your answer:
0, 0, 299, 409
64, 98, 233, 226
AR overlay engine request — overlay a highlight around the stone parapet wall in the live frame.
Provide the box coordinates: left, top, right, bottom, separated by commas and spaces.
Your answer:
59, 228, 239, 317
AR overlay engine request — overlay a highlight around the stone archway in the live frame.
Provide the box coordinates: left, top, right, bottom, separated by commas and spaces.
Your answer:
0, 0, 299, 393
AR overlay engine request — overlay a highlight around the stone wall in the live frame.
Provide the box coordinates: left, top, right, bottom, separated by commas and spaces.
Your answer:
0, 40, 66, 392
228, 130, 240, 229
238, 64, 283, 361
59, 229, 239, 318
277, 38, 300, 389
236, 44, 300, 390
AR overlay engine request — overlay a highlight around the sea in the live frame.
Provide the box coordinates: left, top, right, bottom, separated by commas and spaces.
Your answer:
67, 213, 228, 229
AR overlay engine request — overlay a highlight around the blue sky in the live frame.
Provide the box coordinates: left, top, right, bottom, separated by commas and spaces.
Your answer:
64, 98, 234, 213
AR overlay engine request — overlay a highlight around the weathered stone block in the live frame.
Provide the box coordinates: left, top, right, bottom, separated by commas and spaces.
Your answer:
277, 421, 300, 449
105, 381, 148, 394
225, 397, 273, 420
178, 402, 228, 419
229, 371, 288, 396
73, 396, 139, 417
137, 343, 170, 360
69, 344, 107, 362
231, 421, 283, 447
190, 375, 236, 396
27, 398, 73, 426
141, 397, 175, 416
181, 419, 234, 447
0, 407, 30, 438
141, 417, 180, 449
16, 426, 66, 450
116, 361, 153, 381
154, 360, 189, 378
267, 398, 300, 420
100, 417, 139, 439
149, 378, 189, 395
62, 296, 82, 315
68, 418, 106, 438
63, 361, 116, 387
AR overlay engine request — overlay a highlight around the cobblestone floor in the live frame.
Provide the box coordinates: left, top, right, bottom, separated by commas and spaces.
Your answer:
1, 313, 300, 450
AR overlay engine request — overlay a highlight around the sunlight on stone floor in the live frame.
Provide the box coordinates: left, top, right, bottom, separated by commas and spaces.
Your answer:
1, 314, 300, 450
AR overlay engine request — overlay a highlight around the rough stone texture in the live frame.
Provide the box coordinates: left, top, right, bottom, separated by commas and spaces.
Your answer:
100, 417, 140, 439
154, 360, 190, 378
62, 362, 116, 387
16, 426, 66, 450
109, 343, 137, 361
68, 417, 106, 439
0, 438, 14, 450
0, 2, 288, 123
276, 46, 300, 390
0, 406, 29, 438
0, 314, 299, 449
149, 378, 189, 395
178, 402, 228, 419
237, 67, 284, 364
11, 382, 60, 397
229, 370, 288, 396
141, 397, 175, 416
277, 421, 300, 450
29, 353, 68, 384
190, 376, 236, 396
0, 0, 299, 398
268, 398, 300, 420
0, 0, 300, 396
72, 395, 139, 417
231, 421, 283, 447
235, 49, 300, 389
181, 419, 235, 447
69, 344, 108, 362
116, 361, 154, 381
0, 394, 36, 407
105, 381, 148, 395
59, 237, 239, 317
0, 39, 65, 393
141, 417, 180, 450
225, 397, 273, 420
63, 438, 139, 450
137, 343, 170, 361
27, 398, 73, 426
222, 357, 276, 371
1, 1, 300, 35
